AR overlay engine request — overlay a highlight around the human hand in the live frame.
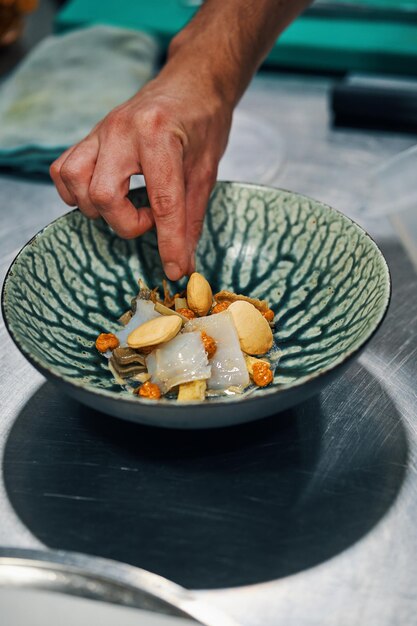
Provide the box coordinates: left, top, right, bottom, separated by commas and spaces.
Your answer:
50, 0, 311, 280
50, 64, 233, 280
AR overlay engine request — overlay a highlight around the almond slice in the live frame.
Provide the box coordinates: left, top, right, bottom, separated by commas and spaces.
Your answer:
228, 301, 273, 355
127, 315, 182, 349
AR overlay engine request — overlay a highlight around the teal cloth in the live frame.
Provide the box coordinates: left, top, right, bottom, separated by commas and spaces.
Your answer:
56, 0, 417, 76
0, 25, 159, 174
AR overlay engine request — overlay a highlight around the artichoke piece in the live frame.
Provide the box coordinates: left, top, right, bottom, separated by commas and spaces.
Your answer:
110, 346, 147, 379
112, 347, 146, 366
178, 380, 207, 402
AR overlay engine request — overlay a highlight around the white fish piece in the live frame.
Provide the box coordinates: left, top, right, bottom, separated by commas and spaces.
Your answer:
115, 299, 160, 347
146, 331, 211, 393
185, 312, 250, 390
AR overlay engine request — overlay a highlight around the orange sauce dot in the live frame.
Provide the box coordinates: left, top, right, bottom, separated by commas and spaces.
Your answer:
95, 332, 119, 353
137, 381, 161, 399
252, 362, 273, 387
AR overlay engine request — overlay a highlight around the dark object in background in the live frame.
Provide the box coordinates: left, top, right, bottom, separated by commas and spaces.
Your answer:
0, 0, 71, 79
0, 0, 38, 47
331, 74, 417, 133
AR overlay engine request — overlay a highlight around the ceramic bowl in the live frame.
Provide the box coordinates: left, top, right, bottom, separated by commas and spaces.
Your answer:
2, 183, 390, 429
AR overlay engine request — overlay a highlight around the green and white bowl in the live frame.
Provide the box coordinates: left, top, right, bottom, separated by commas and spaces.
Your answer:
2, 183, 390, 429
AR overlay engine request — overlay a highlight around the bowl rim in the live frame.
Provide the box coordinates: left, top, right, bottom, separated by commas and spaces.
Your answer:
1, 182, 392, 410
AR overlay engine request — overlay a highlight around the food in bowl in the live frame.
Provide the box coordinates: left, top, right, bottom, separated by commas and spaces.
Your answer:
95, 272, 281, 401
2, 183, 391, 428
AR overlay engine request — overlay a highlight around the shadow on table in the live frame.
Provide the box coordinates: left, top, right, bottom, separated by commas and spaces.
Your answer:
3, 361, 408, 589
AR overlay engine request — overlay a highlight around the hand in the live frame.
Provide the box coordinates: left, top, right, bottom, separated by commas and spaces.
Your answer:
50, 66, 233, 280
50, 0, 310, 280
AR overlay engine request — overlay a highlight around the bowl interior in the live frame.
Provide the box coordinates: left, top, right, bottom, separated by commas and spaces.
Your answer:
2, 183, 390, 402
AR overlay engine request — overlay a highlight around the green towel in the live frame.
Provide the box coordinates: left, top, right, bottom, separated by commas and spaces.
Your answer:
56, 0, 417, 76
0, 25, 160, 174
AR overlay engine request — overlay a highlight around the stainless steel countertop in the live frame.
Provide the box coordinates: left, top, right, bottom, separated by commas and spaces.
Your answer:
1, 60, 417, 625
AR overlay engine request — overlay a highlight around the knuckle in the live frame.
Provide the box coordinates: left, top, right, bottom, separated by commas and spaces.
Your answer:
60, 159, 84, 184
105, 108, 125, 130
157, 236, 180, 257
141, 107, 167, 133
115, 226, 137, 239
89, 184, 116, 208
151, 194, 178, 221
167, 130, 185, 152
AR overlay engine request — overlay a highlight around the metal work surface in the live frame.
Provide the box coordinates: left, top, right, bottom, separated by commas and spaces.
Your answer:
1, 68, 417, 625
0, 548, 238, 625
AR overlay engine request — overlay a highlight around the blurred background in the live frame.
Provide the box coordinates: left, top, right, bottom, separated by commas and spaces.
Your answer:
3, 1, 417, 74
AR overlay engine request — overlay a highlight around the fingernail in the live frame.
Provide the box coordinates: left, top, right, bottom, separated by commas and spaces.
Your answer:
164, 262, 182, 281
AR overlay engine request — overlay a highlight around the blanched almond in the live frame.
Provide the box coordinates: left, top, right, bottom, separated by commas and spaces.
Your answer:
127, 315, 182, 349
228, 301, 273, 355
187, 272, 213, 317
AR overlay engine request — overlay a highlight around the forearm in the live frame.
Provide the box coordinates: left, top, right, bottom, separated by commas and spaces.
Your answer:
163, 0, 311, 107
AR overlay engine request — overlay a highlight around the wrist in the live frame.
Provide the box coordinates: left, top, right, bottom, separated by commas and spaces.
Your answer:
165, 0, 311, 108
165, 24, 245, 109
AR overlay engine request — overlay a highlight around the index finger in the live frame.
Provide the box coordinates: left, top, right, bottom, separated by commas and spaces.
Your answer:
140, 138, 188, 281
89, 148, 155, 239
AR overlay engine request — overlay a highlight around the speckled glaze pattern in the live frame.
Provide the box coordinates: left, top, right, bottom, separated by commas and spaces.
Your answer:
2, 183, 390, 419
